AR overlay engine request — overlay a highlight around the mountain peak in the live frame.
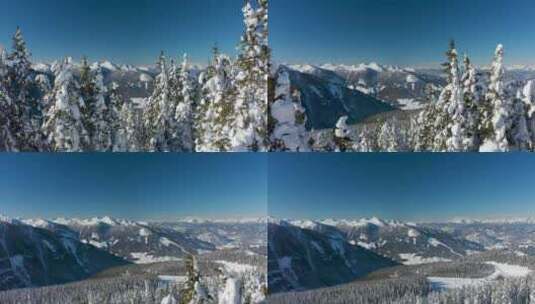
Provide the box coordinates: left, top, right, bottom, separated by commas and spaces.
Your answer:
52, 216, 137, 227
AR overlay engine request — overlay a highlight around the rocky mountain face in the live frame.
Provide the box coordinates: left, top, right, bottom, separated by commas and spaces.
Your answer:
284, 63, 535, 131
0, 217, 128, 291
48, 217, 216, 263
283, 65, 396, 130
268, 220, 398, 293
267, 217, 488, 293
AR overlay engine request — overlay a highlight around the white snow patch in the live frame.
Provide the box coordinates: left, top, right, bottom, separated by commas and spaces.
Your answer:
428, 238, 462, 257
131, 97, 149, 109
408, 228, 420, 238
139, 228, 151, 237
159, 237, 179, 247
161, 294, 177, 304
158, 275, 187, 283
357, 241, 376, 250
397, 98, 424, 110
130, 252, 181, 264
429, 262, 532, 290
86, 239, 107, 249
399, 253, 452, 265
216, 260, 255, 274
310, 241, 325, 254
218, 277, 240, 304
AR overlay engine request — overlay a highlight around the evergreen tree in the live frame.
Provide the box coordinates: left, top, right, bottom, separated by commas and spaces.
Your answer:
120, 94, 141, 153
0, 48, 16, 151
353, 125, 375, 152
107, 82, 126, 152
510, 90, 531, 151
378, 120, 401, 152
92, 65, 112, 151
482, 44, 512, 152
269, 66, 309, 152
42, 58, 89, 151
143, 51, 174, 152
523, 80, 535, 151
433, 40, 458, 152
232, 0, 270, 151
460, 55, 484, 151
195, 53, 235, 152
447, 53, 474, 151
180, 255, 201, 304
333, 116, 352, 152
79, 56, 97, 150
174, 54, 195, 152
5, 27, 43, 151
415, 82, 440, 151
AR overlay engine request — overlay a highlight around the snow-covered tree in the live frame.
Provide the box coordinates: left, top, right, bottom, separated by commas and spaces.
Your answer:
0, 48, 16, 151
107, 82, 128, 152
195, 53, 235, 152
481, 44, 512, 152
414, 82, 441, 151
459, 55, 484, 151
231, 0, 270, 151
333, 116, 352, 152
218, 276, 240, 304
92, 64, 113, 151
353, 125, 376, 152
79, 56, 97, 149
144, 52, 175, 152
510, 90, 531, 151
4, 27, 43, 151
179, 255, 212, 304
42, 58, 89, 152
523, 80, 535, 151
173, 54, 195, 152
377, 120, 402, 152
269, 66, 309, 152
433, 40, 458, 152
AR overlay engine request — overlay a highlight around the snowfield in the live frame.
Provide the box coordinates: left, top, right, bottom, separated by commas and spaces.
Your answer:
396, 98, 425, 110
130, 252, 182, 264
158, 275, 187, 284
216, 260, 255, 274
399, 253, 452, 265
429, 262, 532, 290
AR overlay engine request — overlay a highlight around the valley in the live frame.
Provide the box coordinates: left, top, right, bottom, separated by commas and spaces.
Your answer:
0, 215, 267, 304
268, 217, 535, 303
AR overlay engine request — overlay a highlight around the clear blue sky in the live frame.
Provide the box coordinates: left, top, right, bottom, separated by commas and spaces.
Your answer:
0, 154, 267, 221
268, 154, 535, 222
0, 0, 244, 65
271, 0, 535, 67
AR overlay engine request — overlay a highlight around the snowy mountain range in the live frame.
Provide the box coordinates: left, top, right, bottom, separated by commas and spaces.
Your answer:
282, 62, 535, 130
0, 214, 267, 294
267, 217, 491, 294
268, 220, 397, 293
427, 221, 535, 255
0, 216, 128, 291
268, 217, 535, 303
31, 59, 158, 107
19, 216, 267, 264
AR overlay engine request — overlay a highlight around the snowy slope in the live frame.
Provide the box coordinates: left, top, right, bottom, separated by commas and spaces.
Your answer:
50, 217, 216, 263
268, 221, 398, 293
323, 218, 484, 264
283, 65, 396, 130
0, 218, 128, 291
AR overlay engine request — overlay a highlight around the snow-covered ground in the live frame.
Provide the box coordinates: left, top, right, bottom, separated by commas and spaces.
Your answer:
158, 275, 187, 284
130, 252, 182, 264
399, 253, 452, 265
396, 98, 425, 110
216, 261, 255, 274
429, 262, 532, 290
